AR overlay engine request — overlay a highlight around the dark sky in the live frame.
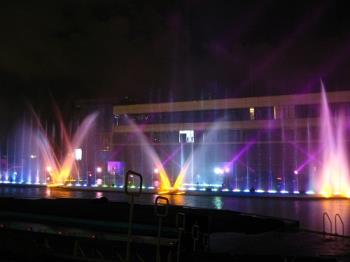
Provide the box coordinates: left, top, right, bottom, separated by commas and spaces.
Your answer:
1, 0, 350, 129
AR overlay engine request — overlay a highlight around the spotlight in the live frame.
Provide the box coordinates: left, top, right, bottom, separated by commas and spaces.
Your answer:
294, 170, 299, 175
96, 167, 102, 173
46, 166, 52, 173
224, 167, 230, 173
153, 168, 159, 174
214, 167, 223, 175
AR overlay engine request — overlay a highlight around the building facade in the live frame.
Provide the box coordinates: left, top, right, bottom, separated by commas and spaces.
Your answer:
95, 91, 350, 192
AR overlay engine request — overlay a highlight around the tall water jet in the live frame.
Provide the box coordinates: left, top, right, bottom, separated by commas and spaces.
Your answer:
319, 84, 350, 197
125, 119, 171, 191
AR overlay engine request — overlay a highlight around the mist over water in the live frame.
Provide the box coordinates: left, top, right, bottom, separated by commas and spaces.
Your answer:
318, 84, 350, 197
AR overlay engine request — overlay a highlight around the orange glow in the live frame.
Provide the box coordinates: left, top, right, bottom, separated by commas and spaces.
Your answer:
173, 159, 191, 190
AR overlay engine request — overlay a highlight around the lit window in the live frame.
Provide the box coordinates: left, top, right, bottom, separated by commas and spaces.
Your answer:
179, 130, 194, 143
249, 107, 255, 120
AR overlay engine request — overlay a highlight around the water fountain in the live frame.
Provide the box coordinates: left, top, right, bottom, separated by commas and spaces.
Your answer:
1, 84, 350, 198
317, 84, 350, 197
1, 111, 98, 187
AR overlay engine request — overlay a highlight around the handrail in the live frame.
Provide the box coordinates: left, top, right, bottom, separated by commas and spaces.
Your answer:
322, 212, 332, 235
124, 170, 143, 196
176, 212, 186, 262
155, 196, 169, 262
335, 213, 345, 236
125, 170, 143, 262
191, 223, 200, 252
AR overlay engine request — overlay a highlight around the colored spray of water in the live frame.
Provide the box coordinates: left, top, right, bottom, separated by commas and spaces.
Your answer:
39, 113, 98, 186
1, 110, 98, 186
126, 119, 171, 191
318, 84, 350, 197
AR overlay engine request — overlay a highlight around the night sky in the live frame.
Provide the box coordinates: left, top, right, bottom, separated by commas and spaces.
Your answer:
1, 0, 350, 132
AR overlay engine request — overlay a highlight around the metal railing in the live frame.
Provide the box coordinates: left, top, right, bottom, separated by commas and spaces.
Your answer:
322, 212, 332, 236
154, 196, 169, 262
124, 170, 143, 262
335, 213, 345, 237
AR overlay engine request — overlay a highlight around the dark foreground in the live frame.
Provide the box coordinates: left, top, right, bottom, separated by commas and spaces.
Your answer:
0, 197, 349, 261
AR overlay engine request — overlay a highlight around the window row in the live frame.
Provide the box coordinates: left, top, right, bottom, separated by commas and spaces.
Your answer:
114, 107, 275, 126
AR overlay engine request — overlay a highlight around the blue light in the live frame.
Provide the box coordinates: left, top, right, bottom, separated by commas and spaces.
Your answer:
280, 190, 289, 194
243, 189, 250, 193
268, 190, 277, 193
306, 190, 315, 195
256, 189, 265, 193
293, 191, 300, 194
232, 189, 241, 192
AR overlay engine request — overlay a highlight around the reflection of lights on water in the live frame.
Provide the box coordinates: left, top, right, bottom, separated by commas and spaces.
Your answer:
96, 192, 103, 198
213, 197, 223, 209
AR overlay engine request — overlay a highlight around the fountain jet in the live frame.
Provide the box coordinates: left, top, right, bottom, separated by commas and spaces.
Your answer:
319, 83, 350, 197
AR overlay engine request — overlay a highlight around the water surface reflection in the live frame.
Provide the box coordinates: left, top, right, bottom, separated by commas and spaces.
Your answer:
1, 186, 349, 234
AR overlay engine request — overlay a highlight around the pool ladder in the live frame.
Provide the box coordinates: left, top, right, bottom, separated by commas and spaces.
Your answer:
322, 212, 345, 237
